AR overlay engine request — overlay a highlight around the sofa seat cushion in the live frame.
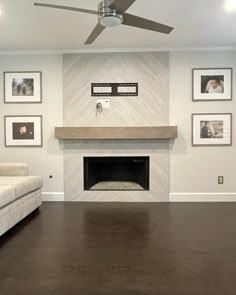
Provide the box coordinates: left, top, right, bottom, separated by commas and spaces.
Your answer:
0, 176, 43, 199
0, 186, 16, 208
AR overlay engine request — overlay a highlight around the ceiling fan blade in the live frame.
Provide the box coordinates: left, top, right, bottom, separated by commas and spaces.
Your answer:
122, 13, 174, 34
84, 23, 106, 45
33, 3, 98, 15
109, 0, 136, 13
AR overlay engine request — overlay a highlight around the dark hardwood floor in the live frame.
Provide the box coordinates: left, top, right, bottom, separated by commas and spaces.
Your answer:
0, 202, 236, 295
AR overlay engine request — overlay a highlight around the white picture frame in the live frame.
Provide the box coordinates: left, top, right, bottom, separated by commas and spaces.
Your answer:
5, 116, 43, 147
192, 68, 232, 101
192, 113, 232, 146
4, 71, 42, 103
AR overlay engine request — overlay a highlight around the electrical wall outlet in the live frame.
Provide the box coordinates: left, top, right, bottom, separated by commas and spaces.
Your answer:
97, 98, 110, 109
218, 176, 224, 185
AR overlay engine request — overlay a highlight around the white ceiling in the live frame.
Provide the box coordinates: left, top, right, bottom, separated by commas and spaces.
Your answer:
0, 0, 235, 51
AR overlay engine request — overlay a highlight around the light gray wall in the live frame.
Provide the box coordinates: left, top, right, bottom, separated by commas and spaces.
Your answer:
63, 52, 170, 202
1, 51, 236, 202
170, 51, 236, 200
0, 54, 64, 196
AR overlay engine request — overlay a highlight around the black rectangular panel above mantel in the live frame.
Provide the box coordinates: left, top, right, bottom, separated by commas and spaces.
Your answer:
91, 83, 138, 96
55, 126, 178, 140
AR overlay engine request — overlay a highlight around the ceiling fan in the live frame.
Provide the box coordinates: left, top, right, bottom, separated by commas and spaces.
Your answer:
33, 0, 174, 45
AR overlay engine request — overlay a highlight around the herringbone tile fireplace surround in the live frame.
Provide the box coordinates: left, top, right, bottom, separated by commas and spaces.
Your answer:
63, 52, 170, 201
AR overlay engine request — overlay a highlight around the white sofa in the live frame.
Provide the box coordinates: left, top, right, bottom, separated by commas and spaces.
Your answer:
0, 163, 42, 236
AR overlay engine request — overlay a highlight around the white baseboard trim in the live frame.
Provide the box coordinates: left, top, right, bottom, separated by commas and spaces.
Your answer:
170, 192, 236, 202
42, 192, 236, 202
42, 192, 64, 202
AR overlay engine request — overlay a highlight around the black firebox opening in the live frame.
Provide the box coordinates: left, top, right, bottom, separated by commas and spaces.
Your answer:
84, 156, 150, 191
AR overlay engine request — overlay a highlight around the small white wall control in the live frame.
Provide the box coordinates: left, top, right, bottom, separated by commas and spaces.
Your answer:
96, 98, 110, 109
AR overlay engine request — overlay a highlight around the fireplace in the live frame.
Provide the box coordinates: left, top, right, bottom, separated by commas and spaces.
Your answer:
84, 156, 149, 191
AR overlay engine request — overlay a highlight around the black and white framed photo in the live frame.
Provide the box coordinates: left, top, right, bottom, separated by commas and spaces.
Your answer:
4, 72, 42, 103
192, 113, 232, 146
5, 116, 43, 147
192, 68, 232, 101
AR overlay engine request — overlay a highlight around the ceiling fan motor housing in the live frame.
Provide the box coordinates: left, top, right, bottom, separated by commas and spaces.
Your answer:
98, 0, 123, 27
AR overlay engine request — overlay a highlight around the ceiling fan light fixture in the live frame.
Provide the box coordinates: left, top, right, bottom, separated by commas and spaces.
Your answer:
33, 0, 174, 45
98, 0, 123, 27
99, 14, 123, 27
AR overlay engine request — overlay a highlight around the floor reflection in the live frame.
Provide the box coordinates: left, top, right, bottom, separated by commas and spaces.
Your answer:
83, 207, 150, 250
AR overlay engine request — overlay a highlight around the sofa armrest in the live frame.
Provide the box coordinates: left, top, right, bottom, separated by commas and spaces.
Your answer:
0, 163, 29, 176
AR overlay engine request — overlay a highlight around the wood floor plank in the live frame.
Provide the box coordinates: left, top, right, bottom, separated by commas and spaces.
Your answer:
0, 202, 236, 295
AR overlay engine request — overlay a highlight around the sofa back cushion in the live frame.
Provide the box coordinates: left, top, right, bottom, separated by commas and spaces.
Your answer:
0, 164, 29, 176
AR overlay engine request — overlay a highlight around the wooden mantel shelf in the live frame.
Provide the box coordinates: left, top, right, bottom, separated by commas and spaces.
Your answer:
55, 127, 178, 140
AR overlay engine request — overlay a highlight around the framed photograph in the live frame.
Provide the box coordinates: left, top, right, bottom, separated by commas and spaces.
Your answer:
4, 71, 42, 103
5, 116, 43, 147
192, 113, 232, 146
192, 68, 232, 101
